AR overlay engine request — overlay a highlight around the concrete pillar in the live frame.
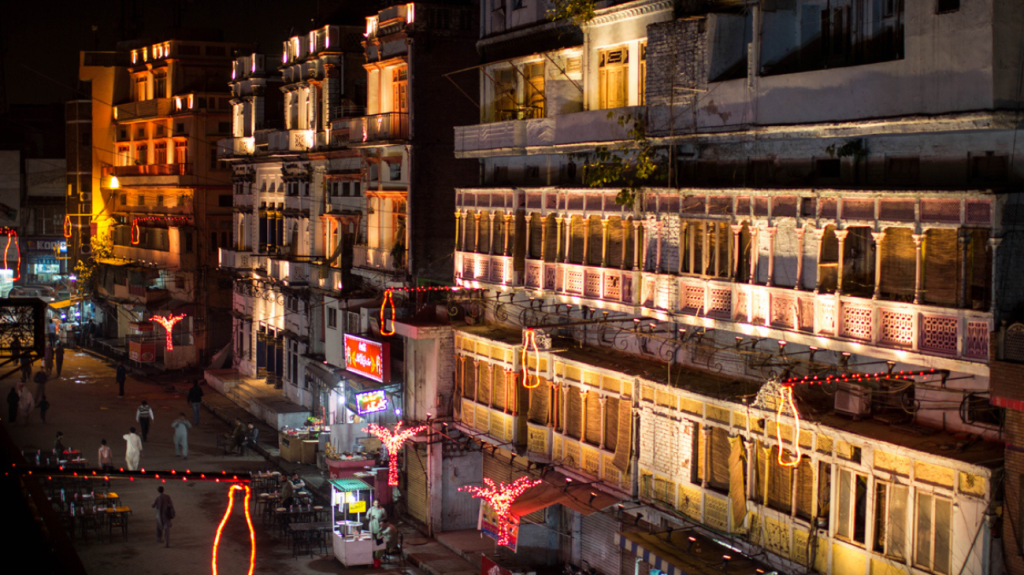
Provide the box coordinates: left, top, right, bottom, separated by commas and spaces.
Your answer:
598, 394, 607, 449
503, 213, 512, 256
809, 228, 824, 293
766, 227, 777, 286
488, 212, 497, 255
473, 213, 481, 254
835, 229, 849, 295
731, 225, 742, 280
540, 215, 548, 262
524, 214, 532, 259
912, 233, 924, 304
579, 388, 588, 442
871, 230, 886, 300
748, 226, 759, 284
621, 219, 630, 270
632, 220, 642, 272
555, 216, 564, 262
561, 384, 571, 434
454, 211, 462, 252
583, 217, 591, 265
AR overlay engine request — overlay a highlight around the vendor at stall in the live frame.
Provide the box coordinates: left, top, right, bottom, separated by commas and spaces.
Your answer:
367, 499, 387, 537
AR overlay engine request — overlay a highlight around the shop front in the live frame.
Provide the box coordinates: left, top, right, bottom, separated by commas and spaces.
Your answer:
24, 238, 66, 284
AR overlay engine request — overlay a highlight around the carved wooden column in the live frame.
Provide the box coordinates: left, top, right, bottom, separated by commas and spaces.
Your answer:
598, 394, 608, 450
524, 214, 532, 259
912, 233, 924, 304
601, 218, 610, 267
561, 383, 571, 434
488, 212, 497, 255
748, 226, 759, 284
621, 219, 630, 270
554, 216, 564, 262
701, 222, 710, 276
582, 217, 591, 265
633, 219, 643, 271
503, 213, 512, 256
540, 215, 548, 262
579, 387, 588, 442
871, 230, 886, 300
473, 213, 481, 253
731, 225, 743, 280
809, 228, 824, 293
454, 211, 462, 253
794, 227, 806, 290
835, 229, 849, 295
564, 217, 573, 264
766, 227, 777, 286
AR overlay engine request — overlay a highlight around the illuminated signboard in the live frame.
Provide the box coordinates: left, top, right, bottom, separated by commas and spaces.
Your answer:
344, 333, 390, 383
355, 389, 388, 415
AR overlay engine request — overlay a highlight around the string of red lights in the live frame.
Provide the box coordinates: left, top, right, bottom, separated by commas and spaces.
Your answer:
365, 421, 427, 486
459, 476, 541, 547
1, 227, 21, 281
151, 313, 187, 350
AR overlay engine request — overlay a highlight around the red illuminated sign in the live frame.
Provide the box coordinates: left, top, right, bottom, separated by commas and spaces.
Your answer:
344, 334, 389, 383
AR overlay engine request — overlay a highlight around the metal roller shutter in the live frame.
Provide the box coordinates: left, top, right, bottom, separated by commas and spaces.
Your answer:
581, 511, 623, 575
406, 443, 428, 524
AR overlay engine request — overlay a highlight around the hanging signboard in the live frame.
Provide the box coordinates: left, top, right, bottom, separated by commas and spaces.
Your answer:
355, 389, 388, 414
344, 333, 389, 383
478, 501, 519, 552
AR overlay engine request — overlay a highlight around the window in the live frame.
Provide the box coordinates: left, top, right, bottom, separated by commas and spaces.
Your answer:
120, 194, 127, 206
327, 307, 337, 329
493, 68, 517, 121
154, 73, 166, 98
836, 469, 868, 545
389, 162, 401, 181
679, 221, 732, 278
639, 42, 647, 105
138, 194, 146, 207
598, 47, 628, 109
915, 492, 952, 574
157, 195, 164, 207
524, 62, 544, 118
936, 0, 959, 13
873, 482, 909, 560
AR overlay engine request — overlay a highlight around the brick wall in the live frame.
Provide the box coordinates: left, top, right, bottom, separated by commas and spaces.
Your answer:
1005, 409, 1024, 575
645, 18, 707, 109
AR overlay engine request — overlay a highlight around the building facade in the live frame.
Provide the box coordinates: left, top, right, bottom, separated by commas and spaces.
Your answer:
81, 37, 248, 368
395, 1, 1024, 575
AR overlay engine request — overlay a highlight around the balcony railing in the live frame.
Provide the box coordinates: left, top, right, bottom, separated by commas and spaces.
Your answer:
217, 137, 255, 158
127, 285, 170, 304
114, 98, 173, 122
349, 113, 409, 144
113, 245, 194, 270
455, 252, 993, 363
103, 164, 193, 177
454, 106, 643, 157
267, 258, 310, 285
219, 248, 256, 270
353, 245, 406, 273
267, 129, 314, 152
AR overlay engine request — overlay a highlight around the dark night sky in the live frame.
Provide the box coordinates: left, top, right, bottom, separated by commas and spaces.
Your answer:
1, 0, 377, 107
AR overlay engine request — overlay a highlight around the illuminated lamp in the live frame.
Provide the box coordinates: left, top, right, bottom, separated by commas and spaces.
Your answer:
152, 313, 187, 350
380, 289, 396, 336
775, 385, 801, 467
521, 329, 541, 389
109, 175, 120, 189
459, 476, 540, 547
64, 215, 73, 239
2, 230, 20, 282
366, 421, 426, 486
212, 484, 255, 575
130, 218, 140, 245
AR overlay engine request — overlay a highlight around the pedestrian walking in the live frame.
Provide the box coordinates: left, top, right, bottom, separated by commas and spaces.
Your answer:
46, 319, 57, 347
116, 361, 127, 397
187, 380, 204, 425
123, 427, 142, 470
98, 439, 113, 486
37, 395, 50, 424
17, 383, 34, 424
152, 486, 175, 547
6, 385, 18, 423
43, 344, 53, 376
136, 400, 154, 441
172, 413, 191, 459
55, 344, 64, 377
21, 356, 32, 383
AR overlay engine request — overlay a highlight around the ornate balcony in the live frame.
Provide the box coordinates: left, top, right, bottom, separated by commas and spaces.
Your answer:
353, 245, 406, 273
217, 137, 255, 158
348, 113, 409, 145
113, 98, 173, 122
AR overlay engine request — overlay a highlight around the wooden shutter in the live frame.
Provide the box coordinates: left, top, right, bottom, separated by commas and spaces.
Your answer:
406, 443, 428, 524
767, 446, 793, 512
567, 387, 583, 439
528, 379, 550, 424
492, 367, 508, 412
923, 229, 958, 306
796, 456, 814, 520
708, 427, 730, 492
604, 396, 620, 452
880, 228, 916, 300
611, 399, 632, 472
463, 360, 477, 399
585, 391, 602, 445
477, 362, 491, 406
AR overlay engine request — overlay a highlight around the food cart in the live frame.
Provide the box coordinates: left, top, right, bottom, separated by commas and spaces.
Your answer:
328, 478, 384, 567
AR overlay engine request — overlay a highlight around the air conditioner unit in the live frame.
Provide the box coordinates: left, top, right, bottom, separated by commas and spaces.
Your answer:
80, 192, 92, 202
835, 382, 871, 419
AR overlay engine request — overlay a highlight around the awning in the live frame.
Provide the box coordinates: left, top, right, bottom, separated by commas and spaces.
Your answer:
49, 297, 83, 310
328, 478, 372, 492
510, 471, 621, 517
305, 361, 340, 388
617, 531, 771, 575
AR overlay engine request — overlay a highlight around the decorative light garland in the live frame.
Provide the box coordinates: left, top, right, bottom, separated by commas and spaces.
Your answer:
521, 329, 541, 389
783, 368, 937, 387
1, 228, 20, 281
380, 289, 396, 336
131, 216, 192, 245
775, 386, 801, 467
152, 313, 187, 350
63, 215, 73, 239
212, 484, 256, 575
459, 476, 541, 547
130, 219, 140, 244
365, 421, 427, 486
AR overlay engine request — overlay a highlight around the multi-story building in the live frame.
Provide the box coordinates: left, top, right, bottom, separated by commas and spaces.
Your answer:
21, 159, 68, 285
80, 36, 248, 368
66, 93, 94, 302
393, 2, 1024, 575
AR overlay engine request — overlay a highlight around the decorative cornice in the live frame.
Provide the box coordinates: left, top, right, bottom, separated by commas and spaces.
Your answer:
586, 0, 675, 27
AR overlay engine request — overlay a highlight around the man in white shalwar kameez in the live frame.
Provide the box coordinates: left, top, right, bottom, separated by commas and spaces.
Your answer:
124, 427, 143, 470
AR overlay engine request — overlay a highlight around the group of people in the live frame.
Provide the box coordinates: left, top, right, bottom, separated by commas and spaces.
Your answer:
5, 338, 62, 425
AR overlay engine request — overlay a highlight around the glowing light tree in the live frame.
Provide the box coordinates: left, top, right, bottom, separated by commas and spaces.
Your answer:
212, 484, 256, 575
459, 476, 541, 547
152, 314, 187, 350
366, 421, 427, 485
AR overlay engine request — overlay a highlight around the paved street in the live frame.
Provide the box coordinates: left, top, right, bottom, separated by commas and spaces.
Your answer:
2, 350, 413, 575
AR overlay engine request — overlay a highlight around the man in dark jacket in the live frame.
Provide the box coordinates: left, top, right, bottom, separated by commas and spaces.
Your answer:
187, 381, 204, 425
116, 361, 126, 397
152, 486, 175, 547
54, 344, 65, 377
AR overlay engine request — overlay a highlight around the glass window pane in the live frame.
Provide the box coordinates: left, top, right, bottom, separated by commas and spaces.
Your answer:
935, 498, 952, 575
887, 485, 908, 560
873, 484, 888, 554
838, 470, 852, 539
916, 493, 934, 569
854, 474, 868, 544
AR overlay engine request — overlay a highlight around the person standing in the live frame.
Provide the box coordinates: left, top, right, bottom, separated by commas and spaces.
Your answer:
37, 395, 50, 424
20, 352, 32, 384
225, 418, 246, 453
136, 400, 155, 442
17, 383, 34, 425
98, 439, 113, 487
367, 498, 387, 538
279, 474, 296, 508
171, 413, 191, 459
43, 344, 53, 376
54, 344, 64, 377
6, 385, 18, 423
152, 486, 175, 547
53, 431, 66, 455
115, 361, 127, 397
186, 381, 204, 425
123, 427, 143, 470
46, 319, 57, 346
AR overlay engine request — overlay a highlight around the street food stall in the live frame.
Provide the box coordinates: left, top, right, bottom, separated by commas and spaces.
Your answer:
279, 422, 325, 464
329, 477, 384, 567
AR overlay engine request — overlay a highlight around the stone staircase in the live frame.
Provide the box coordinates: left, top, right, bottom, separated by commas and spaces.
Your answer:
204, 369, 310, 430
